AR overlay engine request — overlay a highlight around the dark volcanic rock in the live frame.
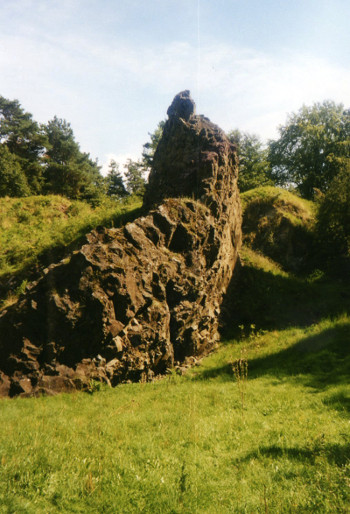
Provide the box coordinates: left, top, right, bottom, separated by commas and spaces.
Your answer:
166, 89, 196, 120
0, 91, 242, 398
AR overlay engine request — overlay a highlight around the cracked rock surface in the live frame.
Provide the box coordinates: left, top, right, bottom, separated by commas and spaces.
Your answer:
0, 91, 242, 397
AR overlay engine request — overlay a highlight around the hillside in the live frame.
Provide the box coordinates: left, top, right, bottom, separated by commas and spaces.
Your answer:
241, 186, 316, 272
0, 195, 142, 309
222, 186, 350, 334
0, 186, 349, 511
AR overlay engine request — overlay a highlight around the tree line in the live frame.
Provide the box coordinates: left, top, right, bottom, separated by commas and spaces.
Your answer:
0, 95, 148, 202
228, 101, 350, 198
3, 95, 348, 201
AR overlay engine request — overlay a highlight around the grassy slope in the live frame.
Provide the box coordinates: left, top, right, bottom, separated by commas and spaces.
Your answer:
240, 186, 316, 273
0, 195, 142, 308
0, 189, 349, 512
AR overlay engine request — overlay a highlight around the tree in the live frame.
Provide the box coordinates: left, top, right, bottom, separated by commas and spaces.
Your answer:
141, 120, 165, 170
43, 117, 103, 199
44, 116, 79, 165
124, 159, 146, 196
228, 130, 272, 192
0, 145, 30, 197
0, 95, 48, 194
105, 159, 128, 198
317, 161, 350, 263
268, 101, 350, 199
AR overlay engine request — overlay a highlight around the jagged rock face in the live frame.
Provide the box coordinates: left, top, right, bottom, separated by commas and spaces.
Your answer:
0, 91, 242, 398
144, 92, 236, 212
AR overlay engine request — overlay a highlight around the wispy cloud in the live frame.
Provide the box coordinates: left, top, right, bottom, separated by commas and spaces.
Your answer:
1, 24, 349, 166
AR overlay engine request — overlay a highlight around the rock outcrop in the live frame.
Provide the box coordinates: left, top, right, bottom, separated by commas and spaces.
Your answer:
0, 91, 242, 398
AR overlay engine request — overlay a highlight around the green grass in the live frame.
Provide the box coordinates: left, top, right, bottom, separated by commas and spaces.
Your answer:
0, 189, 349, 512
240, 187, 316, 273
240, 186, 316, 219
0, 315, 349, 512
0, 195, 142, 308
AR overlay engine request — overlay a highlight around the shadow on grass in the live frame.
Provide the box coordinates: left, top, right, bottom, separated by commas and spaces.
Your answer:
221, 262, 350, 337
195, 320, 350, 390
323, 392, 350, 414
236, 442, 350, 467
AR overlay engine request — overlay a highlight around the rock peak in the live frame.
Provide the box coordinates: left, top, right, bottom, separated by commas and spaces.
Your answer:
144, 91, 237, 210
166, 90, 196, 120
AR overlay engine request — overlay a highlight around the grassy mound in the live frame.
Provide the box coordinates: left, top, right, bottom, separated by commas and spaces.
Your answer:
0, 195, 142, 309
221, 187, 349, 334
241, 186, 316, 272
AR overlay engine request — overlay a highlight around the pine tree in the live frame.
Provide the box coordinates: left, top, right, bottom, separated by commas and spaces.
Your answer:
106, 159, 128, 198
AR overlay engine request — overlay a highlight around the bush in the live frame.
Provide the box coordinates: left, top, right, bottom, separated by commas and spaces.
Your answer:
317, 163, 350, 265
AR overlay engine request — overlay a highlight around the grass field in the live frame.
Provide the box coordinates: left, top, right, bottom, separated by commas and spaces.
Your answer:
0, 313, 349, 513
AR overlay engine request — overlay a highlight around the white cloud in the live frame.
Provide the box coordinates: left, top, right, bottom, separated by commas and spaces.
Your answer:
101, 153, 140, 177
1, 25, 350, 160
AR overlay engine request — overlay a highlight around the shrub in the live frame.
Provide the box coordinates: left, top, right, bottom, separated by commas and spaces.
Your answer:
317, 163, 350, 265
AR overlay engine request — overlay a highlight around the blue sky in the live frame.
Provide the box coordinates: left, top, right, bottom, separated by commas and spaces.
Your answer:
1, 0, 350, 173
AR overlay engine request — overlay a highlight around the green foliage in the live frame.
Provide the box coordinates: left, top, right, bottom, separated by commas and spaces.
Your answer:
0, 97, 105, 200
124, 158, 146, 196
0, 96, 47, 163
317, 162, 350, 264
0, 145, 30, 197
228, 129, 273, 192
105, 159, 128, 198
268, 101, 350, 199
142, 120, 165, 169
44, 116, 103, 200
0, 95, 48, 194
44, 116, 78, 165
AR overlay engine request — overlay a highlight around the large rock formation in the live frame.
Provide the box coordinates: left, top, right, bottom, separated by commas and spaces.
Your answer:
0, 91, 241, 398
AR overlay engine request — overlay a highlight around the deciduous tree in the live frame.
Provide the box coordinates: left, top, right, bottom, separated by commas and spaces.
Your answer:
317, 161, 350, 263
228, 130, 272, 192
268, 101, 350, 199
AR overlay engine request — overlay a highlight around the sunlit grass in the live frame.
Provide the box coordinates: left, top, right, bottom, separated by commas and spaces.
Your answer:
240, 186, 316, 219
0, 315, 349, 512
0, 195, 141, 308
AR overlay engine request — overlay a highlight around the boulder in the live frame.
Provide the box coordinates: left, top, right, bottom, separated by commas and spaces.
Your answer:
0, 91, 242, 397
